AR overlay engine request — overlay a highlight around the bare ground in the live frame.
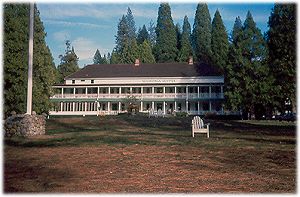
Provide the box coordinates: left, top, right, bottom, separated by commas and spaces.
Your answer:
4, 117, 296, 193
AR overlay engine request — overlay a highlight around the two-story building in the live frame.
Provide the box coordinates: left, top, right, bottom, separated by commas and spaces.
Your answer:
49, 59, 224, 116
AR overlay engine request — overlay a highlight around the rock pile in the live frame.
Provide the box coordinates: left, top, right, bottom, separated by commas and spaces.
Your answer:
4, 111, 46, 137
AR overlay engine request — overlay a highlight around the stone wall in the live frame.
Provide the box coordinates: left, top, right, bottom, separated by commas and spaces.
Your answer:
4, 112, 46, 137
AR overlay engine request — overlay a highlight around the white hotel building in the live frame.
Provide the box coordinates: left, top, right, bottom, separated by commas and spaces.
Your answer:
49, 59, 225, 116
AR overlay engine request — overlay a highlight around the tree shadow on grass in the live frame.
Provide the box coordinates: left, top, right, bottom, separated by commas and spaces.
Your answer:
4, 154, 74, 192
210, 120, 296, 136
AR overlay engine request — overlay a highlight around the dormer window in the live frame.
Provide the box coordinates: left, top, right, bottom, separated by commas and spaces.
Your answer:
72, 80, 75, 84
91, 80, 94, 84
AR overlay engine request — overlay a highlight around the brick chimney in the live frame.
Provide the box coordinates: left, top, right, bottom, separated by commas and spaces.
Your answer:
134, 59, 140, 66
188, 56, 193, 65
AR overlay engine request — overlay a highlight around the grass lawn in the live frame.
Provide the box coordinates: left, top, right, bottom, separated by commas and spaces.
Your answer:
4, 114, 296, 193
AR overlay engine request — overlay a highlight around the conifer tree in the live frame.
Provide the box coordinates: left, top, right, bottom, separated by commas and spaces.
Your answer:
102, 54, 109, 64
267, 4, 296, 113
126, 7, 136, 41
138, 40, 155, 63
178, 15, 193, 62
225, 17, 244, 112
110, 50, 119, 64
154, 3, 178, 63
93, 49, 108, 64
148, 20, 156, 48
211, 9, 229, 73
175, 23, 181, 53
114, 7, 138, 64
118, 39, 139, 64
57, 40, 80, 82
4, 4, 58, 115
115, 15, 129, 55
137, 25, 149, 44
93, 49, 102, 64
226, 13, 270, 119
192, 3, 212, 63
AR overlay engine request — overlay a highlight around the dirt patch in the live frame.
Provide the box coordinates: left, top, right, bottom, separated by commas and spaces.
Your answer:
5, 117, 296, 193
4, 144, 295, 193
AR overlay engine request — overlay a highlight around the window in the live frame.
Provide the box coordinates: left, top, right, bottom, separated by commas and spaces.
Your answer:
112, 103, 118, 111
91, 80, 94, 84
81, 80, 85, 82
72, 80, 75, 84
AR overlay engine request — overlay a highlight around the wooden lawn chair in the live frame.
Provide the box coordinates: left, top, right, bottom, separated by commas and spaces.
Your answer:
192, 116, 209, 138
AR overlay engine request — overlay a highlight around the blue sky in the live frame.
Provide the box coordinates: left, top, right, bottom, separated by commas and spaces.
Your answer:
37, 3, 274, 67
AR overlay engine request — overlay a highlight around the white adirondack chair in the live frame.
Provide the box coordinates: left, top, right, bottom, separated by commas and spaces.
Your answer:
192, 116, 210, 138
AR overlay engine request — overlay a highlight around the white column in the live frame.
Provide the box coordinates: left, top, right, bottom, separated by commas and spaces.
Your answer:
60, 102, 63, 112
108, 101, 110, 114
141, 87, 143, 98
186, 101, 189, 113
186, 85, 189, 113
130, 87, 132, 94
186, 86, 188, 99
209, 101, 212, 112
97, 87, 99, 98
119, 87, 121, 97
73, 102, 75, 112
209, 86, 211, 98
163, 101, 166, 115
163, 87, 165, 94
140, 101, 143, 112
108, 87, 111, 95
198, 86, 200, 98
174, 101, 177, 112
152, 87, 154, 94
152, 101, 154, 110
85, 87, 88, 96
198, 101, 200, 115
85, 102, 87, 112
118, 102, 121, 113
61, 88, 64, 98
73, 88, 75, 98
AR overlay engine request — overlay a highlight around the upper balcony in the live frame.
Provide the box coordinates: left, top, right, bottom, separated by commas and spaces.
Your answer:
50, 92, 224, 100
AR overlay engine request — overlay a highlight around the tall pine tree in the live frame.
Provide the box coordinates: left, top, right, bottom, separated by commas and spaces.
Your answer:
211, 9, 229, 73
138, 40, 155, 63
115, 15, 129, 55
137, 25, 149, 44
178, 15, 193, 62
93, 49, 102, 64
4, 4, 58, 115
192, 3, 212, 63
93, 49, 108, 64
57, 40, 79, 82
126, 7, 136, 41
114, 8, 138, 64
226, 13, 271, 119
154, 3, 178, 63
175, 23, 181, 56
267, 4, 296, 113
148, 20, 156, 48
225, 17, 244, 112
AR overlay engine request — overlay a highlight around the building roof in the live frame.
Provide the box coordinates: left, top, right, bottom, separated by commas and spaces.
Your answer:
65, 62, 222, 79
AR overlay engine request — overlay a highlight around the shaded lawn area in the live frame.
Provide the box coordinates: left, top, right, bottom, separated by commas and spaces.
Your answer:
4, 115, 296, 193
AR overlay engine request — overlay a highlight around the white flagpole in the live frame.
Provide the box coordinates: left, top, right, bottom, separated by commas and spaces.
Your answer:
26, 3, 34, 115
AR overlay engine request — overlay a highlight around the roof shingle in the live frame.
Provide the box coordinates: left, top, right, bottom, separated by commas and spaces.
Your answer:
65, 62, 222, 79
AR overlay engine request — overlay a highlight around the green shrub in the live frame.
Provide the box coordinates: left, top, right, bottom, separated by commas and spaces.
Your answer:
175, 112, 188, 117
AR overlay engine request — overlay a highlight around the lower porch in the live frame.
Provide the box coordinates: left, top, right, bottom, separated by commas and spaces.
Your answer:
49, 100, 224, 116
